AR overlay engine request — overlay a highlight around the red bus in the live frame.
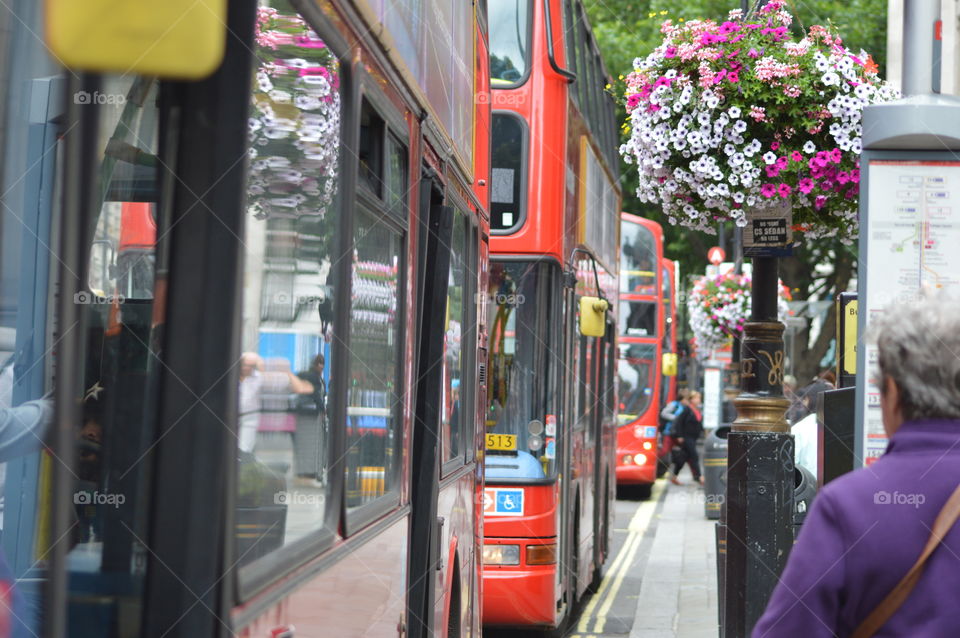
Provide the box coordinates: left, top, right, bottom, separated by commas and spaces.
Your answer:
0, 1, 488, 636
481, 0, 620, 632
616, 214, 667, 495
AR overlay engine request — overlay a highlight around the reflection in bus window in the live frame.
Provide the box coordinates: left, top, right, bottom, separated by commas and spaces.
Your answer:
485, 262, 557, 479
68, 74, 161, 636
345, 213, 402, 511
442, 211, 467, 463
237, 5, 340, 567
488, 0, 530, 85
620, 300, 657, 337
618, 343, 656, 424
620, 219, 656, 294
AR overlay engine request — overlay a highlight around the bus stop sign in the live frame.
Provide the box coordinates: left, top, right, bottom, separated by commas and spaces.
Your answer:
707, 246, 725, 265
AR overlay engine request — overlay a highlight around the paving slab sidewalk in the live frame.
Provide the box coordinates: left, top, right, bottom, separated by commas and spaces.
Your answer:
630, 481, 719, 638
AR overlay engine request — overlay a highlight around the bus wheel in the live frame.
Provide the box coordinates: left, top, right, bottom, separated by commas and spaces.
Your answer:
637, 483, 652, 500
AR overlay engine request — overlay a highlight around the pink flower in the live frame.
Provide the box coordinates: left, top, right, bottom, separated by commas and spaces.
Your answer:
771, 141, 780, 150
750, 106, 766, 121
850, 169, 861, 183
776, 157, 788, 169
791, 151, 803, 162
778, 183, 792, 197
798, 178, 814, 193
829, 148, 842, 163
837, 171, 850, 184
728, 71, 740, 83
664, 46, 678, 58
765, 165, 781, 178
761, 183, 778, 198
627, 94, 641, 110
719, 21, 740, 34
748, 48, 760, 58
814, 195, 828, 209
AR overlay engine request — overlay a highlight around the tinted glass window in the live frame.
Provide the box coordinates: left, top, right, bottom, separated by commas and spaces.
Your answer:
488, 0, 530, 85
344, 211, 403, 511
620, 220, 657, 294
486, 262, 557, 479
619, 300, 657, 337
237, 5, 341, 566
490, 113, 525, 232
442, 211, 468, 464
618, 343, 656, 424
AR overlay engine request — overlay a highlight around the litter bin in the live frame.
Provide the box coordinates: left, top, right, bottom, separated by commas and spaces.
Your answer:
703, 425, 730, 519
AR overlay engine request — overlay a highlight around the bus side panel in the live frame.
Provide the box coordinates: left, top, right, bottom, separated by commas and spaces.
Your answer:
435, 471, 479, 635
235, 516, 409, 637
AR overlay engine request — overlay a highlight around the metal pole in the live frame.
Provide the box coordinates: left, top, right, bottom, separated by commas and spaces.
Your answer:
723, 252, 793, 636
902, 0, 940, 96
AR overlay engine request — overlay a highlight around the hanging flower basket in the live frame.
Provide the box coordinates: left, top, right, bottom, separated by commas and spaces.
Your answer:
688, 272, 791, 353
621, 1, 898, 240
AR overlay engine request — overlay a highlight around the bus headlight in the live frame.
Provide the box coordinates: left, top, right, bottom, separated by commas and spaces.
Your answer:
634, 453, 648, 466
528, 435, 543, 451
483, 544, 520, 566
622, 454, 633, 465
642, 441, 653, 451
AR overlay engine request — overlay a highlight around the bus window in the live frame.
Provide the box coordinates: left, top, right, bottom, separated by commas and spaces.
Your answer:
237, 5, 341, 567
488, 0, 531, 86
344, 212, 403, 513
490, 112, 527, 232
442, 210, 468, 465
620, 220, 657, 294
619, 300, 657, 337
485, 261, 558, 479
618, 343, 656, 425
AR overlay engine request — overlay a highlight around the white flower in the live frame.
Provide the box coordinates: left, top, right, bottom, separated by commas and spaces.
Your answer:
728, 106, 741, 119
803, 140, 816, 154
822, 72, 840, 86
762, 151, 777, 165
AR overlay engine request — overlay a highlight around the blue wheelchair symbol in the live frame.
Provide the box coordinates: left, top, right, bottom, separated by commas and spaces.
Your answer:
496, 489, 524, 515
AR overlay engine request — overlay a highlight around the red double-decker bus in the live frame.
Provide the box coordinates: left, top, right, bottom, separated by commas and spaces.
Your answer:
7, 1, 490, 637
616, 214, 668, 495
480, 0, 620, 633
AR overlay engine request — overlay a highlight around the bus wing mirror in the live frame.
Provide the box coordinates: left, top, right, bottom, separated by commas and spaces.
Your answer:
579, 297, 607, 337
662, 352, 678, 376
45, 0, 227, 79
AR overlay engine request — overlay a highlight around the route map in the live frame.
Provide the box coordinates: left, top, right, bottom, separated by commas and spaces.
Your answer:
862, 160, 960, 464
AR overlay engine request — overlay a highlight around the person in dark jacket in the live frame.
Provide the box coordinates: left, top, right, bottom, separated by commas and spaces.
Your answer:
754, 294, 960, 636
670, 391, 703, 486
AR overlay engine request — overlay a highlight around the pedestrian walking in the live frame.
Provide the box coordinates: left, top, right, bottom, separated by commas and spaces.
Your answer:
754, 294, 960, 637
670, 391, 703, 486
659, 388, 689, 461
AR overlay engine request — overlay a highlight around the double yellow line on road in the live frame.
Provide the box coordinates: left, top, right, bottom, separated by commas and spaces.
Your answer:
573, 480, 664, 636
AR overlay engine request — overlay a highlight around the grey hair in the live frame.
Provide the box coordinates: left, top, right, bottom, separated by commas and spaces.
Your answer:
874, 293, 960, 421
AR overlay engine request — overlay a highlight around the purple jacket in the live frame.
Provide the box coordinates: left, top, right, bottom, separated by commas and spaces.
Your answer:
753, 419, 960, 637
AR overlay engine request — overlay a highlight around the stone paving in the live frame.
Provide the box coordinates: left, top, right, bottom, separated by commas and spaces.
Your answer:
631, 481, 719, 638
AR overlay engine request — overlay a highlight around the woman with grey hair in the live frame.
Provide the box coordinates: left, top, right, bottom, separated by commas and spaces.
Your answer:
754, 294, 960, 637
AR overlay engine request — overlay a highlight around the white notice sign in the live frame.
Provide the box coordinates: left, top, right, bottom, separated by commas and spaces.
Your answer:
863, 160, 960, 464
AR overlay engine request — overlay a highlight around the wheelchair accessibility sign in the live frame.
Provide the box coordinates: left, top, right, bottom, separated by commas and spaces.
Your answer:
483, 488, 524, 516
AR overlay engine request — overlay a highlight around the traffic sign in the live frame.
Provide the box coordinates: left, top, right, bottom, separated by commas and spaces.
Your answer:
707, 246, 726, 265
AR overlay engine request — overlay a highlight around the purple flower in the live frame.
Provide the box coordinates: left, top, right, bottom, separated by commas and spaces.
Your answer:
761, 183, 778, 198
814, 195, 828, 209
850, 168, 861, 183
837, 171, 850, 184
778, 183, 792, 197
798, 178, 814, 194
776, 156, 789, 169
765, 165, 781, 178
748, 48, 760, 58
